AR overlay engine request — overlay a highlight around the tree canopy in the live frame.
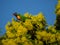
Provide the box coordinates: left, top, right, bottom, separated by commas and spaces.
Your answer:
0, 0, 60, 45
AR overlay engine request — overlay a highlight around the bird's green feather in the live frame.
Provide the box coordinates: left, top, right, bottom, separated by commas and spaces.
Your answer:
17, 14, 28, 21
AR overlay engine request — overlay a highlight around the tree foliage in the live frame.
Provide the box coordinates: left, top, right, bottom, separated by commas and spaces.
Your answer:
0, 0, 60, 45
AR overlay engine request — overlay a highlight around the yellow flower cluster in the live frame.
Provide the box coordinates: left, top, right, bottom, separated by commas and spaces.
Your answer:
47, 26, 56, 33
24, 12, 32, 18
0, 12, 60, 45
36, 30, 60, 45
2, 39, 17, 45
24, 19, 33, 30
16, 25, 27, 36
55, 0, 60, 15
56, 0, 60, 10
1, 12, 47, 45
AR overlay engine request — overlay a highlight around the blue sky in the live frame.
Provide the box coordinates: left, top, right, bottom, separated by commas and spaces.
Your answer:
0, 0, 57, 35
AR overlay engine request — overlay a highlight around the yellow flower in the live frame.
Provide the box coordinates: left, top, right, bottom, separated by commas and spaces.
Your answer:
37, 12, 44, 20
12, 20, 20, 30
41, 31, 47, 37
2, 39, 17, 45
31, 16, 37, 21
2, 39, 8, 45
23, 42, 30, 45
52, 28, 56, 33
36, 34, 41, 40
56, 32, 60, 41
24, 19, 33, 30
46, 32, 51, 40
49, 34, 56, 43
35, 40, 43, 45
6, 31, 15, 38
21, 37, 27, 42
23, 41, 33, 45
39, 41, 43, 45
7, 39, 17, 45
16, 25, 27, 36
57, 36, 60, 41
24, 12, 31, 18
48, 26, 56, 33
14, 37, 21, 43
36, 31, 41, 35
38, 23, 43, 29
56, 0, 60, 10
5, 22, 13, 31
5, 24, 9, 31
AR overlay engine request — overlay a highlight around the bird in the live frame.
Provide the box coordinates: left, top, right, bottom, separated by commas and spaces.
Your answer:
13, 12, 21, 20
13, 12, 29, 22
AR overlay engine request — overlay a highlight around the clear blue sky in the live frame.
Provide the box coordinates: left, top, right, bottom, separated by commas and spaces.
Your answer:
0, 0, 57, 36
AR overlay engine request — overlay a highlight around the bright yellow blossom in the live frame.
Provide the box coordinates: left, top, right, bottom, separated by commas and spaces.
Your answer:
37, 12, 44, 20
24, 12, 32, 18
24, 19, 33, 30
2, 39, 17, 45
6, 31, 15, 38
16, 25, 27, 36
21, 36, 27, 42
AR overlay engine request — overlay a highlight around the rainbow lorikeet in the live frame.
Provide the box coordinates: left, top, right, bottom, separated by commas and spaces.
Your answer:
13, 12, 29, 22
